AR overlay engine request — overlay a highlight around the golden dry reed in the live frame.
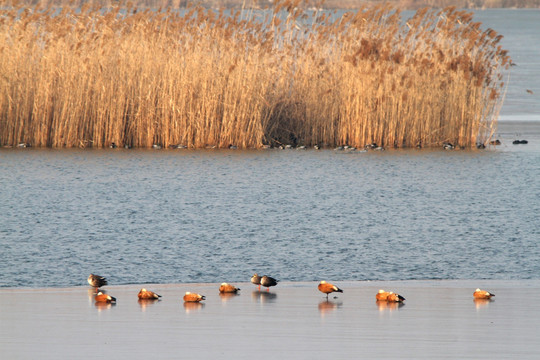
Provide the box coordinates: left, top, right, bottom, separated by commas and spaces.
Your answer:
0, 1, 510, 149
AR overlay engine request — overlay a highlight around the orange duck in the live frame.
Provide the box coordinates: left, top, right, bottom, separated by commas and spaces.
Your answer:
95, 291, 116, 303
375, 289, 391, 301
387, 292, 405, 302
138, 288, 161, 300
473, 288, 495, 299
183, 292, 205, 302
376, 289, 405, 302
219, 283, 240, 293
318, 281, 343, 299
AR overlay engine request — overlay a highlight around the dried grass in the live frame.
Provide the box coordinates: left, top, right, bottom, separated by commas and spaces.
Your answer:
0, 1, 510, 148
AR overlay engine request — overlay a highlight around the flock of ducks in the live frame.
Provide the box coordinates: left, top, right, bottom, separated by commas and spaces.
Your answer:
88, 274, 495, 305
8, 139, 529, 150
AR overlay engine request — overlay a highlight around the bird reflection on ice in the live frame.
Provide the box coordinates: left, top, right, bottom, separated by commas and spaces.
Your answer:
219, 292, 240, 302
138, 298, 159, 311
318, 300, 342, 317
474, 298, 492, 310
94, 302, 115, 311
183, 302, 205, 313
376, 300, 405, 312
251, 290, 277, 304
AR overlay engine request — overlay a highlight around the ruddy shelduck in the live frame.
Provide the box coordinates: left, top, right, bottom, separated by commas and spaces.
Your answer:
376, 289, 405, 302
387, 292, 405, 302
138, 288, 161, 300
318, 281, 343, 299
219, 283, 240, 293
88, 274, 107, 288
375, 289, 391, 301
260, 275, 278, 291
473, 288, 495, 299
183, 292, 205, 302
251, 274, 262, 290
95, 291, 116, 303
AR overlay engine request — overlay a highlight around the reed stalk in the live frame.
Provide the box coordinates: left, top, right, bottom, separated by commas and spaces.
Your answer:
0, 1, 510, 149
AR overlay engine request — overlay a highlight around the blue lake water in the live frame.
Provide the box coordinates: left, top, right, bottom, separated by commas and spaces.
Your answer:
1, 122, 539, 288
1, 9, 539, 288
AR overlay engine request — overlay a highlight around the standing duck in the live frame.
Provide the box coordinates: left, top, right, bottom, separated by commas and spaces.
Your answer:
251, 274, 262, 290
260, 275, 278, 292
318, 281, 343, 299
88, 274, 108, 289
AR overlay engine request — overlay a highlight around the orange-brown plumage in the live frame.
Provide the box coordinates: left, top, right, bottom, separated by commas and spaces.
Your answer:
95, 291, 116, 303
318, 281, 343, 299
473, 288, 495, 299
387, 292, 405, 302
219, 283, 240, 293
375, 289, 391, 301
138, 288, 161, 300
183, 292, 205, 302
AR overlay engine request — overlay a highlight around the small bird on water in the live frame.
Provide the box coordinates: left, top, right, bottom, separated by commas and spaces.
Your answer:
138, 288, 161, 300
318, 281, 343, 299
260, 275, 278, 292
88, 274, 107, 289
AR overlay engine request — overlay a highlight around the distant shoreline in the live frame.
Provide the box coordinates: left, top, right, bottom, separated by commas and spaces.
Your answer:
7, 0, 540, 10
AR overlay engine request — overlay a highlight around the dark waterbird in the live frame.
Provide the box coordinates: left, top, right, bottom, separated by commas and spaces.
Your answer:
88, 274, 107, 289
251, 273, 262, 290
260, 275, 278, 291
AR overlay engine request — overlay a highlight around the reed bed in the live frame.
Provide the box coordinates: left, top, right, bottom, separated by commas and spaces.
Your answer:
0, 1, 510, 148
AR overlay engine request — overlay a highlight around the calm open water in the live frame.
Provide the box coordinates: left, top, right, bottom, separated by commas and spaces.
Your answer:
1, 123, 539, 288
1, 10, 539, 288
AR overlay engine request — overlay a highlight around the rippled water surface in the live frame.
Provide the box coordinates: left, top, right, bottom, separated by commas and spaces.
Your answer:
1, 123, 539, 288
1, 10, 540, 288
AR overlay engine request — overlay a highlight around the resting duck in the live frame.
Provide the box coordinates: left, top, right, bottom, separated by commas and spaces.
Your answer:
375, 289, 391, 301
219, 283, 240, 293
387, 292, 405, 302
95, 291, 116, 303
473, 288, 495, 299
138, 288, 161, 300
375, 289, 405, 302
183, 292, 205, 302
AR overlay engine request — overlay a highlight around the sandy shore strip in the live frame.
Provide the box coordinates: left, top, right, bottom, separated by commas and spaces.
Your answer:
1, 280, 539, 359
